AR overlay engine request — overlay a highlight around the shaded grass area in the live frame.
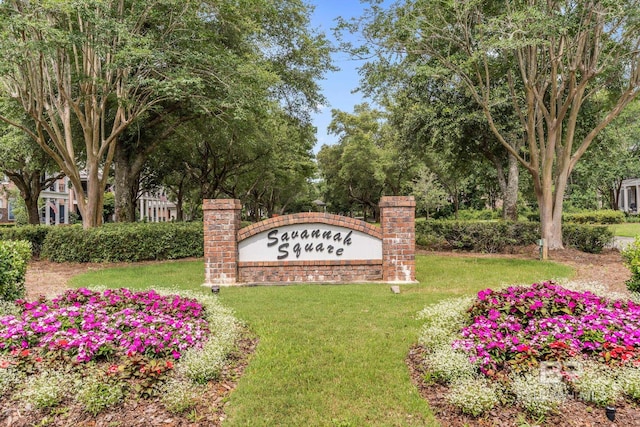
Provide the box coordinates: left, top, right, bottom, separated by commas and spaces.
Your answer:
69, 255, 574, 426
610, 223, 640, 238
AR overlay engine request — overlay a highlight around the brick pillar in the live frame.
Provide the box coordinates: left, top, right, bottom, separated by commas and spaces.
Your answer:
203, 199, 242, 286
380, 196, 417, 283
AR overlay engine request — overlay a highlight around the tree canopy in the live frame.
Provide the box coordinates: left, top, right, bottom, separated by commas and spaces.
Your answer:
344, 0, 640, 250
0, 0, 331, 227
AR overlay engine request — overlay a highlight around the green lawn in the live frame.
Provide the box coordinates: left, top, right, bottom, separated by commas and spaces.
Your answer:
69, 255, 574, 426
610, 222, 640, 238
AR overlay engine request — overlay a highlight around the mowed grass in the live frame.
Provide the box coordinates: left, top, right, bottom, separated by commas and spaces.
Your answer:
69, 255, 574, 426
610, 222, 640, 238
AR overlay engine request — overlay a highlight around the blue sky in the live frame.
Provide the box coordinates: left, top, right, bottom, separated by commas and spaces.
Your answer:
309, 1, 371, 152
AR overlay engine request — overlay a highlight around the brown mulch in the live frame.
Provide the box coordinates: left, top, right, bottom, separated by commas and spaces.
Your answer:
13, 248, 638, 426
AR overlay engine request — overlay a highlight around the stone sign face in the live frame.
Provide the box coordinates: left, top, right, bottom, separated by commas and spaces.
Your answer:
238, 223, 382, 262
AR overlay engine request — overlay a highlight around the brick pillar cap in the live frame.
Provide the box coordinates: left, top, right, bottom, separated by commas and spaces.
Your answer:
203, 199, 242, 210
379, 196, 416, 208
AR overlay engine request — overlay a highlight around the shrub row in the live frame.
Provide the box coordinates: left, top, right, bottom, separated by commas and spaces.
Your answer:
0, 240, 31, 301
416, 220, 613, 254
527, 210, 625, 224
40, 222, 204, 263
0, 226, 50, 258
563, 210, 625, 224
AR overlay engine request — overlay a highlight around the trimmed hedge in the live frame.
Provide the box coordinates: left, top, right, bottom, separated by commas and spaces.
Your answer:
562, 223, 613, 254
416, 221, 540, 253
416, 220, 613, 254
563, 210, 625, 224
41, 222, 204, 263
0, 225, 50, 258
0, 240, 31, 301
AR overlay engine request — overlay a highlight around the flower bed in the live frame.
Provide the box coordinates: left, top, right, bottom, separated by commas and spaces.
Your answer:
0, 288, 242, 419
417, 282, 640, 419
454, 281, 640, 375
0, 288, 210, 363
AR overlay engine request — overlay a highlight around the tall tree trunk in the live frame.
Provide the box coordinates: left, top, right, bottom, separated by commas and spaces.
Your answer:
114, 143, 141, 222
502, 153, 519, 221
81, 168, 104, 229
24, 177, 40, 225
6, 170, 42, 225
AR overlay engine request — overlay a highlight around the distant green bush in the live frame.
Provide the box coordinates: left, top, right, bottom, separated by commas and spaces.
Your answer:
563, 210, 624, 224
416, 220, 613, 254
622, 237, 640, 292
562, 223, 613, 254
0, 225, 50, 257
0, 240, 31, 301
450, 209, 500, 221
416, 221, 540, 253
41, 222, 203, 263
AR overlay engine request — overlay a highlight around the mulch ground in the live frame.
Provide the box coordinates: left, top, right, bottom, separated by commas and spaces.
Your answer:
12, 248, 637, 426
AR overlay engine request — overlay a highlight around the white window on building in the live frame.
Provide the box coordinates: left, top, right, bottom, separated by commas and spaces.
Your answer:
8, 200, 15, 221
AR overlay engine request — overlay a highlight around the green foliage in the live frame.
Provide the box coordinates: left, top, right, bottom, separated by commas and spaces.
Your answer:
75, 375, 124, 415
562, 224, 613, 254
416, 220, 613, 254
41, 222, 203, 263
563, 210, 625, 224
0, 225, 50, 257
19, 370, 73, 409
0, 240, 31, 301
446, 377, 499, 417
621, 236, 640, 292
451, 209, 500, 221
571, 362, 623, 407
509, 371, 567, 417
160, 378, 202, 413
416, 221, 540, 253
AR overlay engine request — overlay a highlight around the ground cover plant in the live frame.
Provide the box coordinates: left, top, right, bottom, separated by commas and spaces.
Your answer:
0, 287, 241, 424
417, 281, 640, 422
65, 255, 574, 426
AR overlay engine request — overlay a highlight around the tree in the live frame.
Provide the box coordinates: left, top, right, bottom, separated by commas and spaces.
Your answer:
388, 79, 522, 220
323, 104, 388, 221
348, 0, 640, 251
0, 0, 263, 227
411, 166, 448, 220
110, 0, 331, 223
0, 97, 62, 224
568, 99, 640, 210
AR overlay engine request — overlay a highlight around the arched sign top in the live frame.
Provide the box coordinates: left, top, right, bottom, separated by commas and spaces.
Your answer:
237, 212, 382, 242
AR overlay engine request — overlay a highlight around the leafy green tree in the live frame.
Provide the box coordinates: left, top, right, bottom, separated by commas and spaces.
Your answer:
568, 100, 640, 210
411, 166, 448, 219
111, 0, 331, 223
0, 98, 62, 224
347, 0, 640, 250
322, 104, 388, 220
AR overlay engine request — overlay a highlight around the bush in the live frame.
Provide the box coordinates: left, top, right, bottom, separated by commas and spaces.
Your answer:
0, 225, 49, 258
563, 210, 624, 224
562, 223, 613, 254
452, 209, 500, 221
0, 240, 31, 301
416, 221, 540, 253
622, 236, 640, 292
416, 220, 613, 254
41, 222, 203, 262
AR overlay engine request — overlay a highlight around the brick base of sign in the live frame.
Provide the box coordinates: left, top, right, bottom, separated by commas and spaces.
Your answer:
203, 196, 417, 286
238, 260, 383, 284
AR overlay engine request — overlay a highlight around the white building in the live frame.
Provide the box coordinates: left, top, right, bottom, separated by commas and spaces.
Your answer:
619, 178, 640, 214
0, 174, 176, 225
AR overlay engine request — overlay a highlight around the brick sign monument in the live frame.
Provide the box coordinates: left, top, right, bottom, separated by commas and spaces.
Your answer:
203, 196, 417, 286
